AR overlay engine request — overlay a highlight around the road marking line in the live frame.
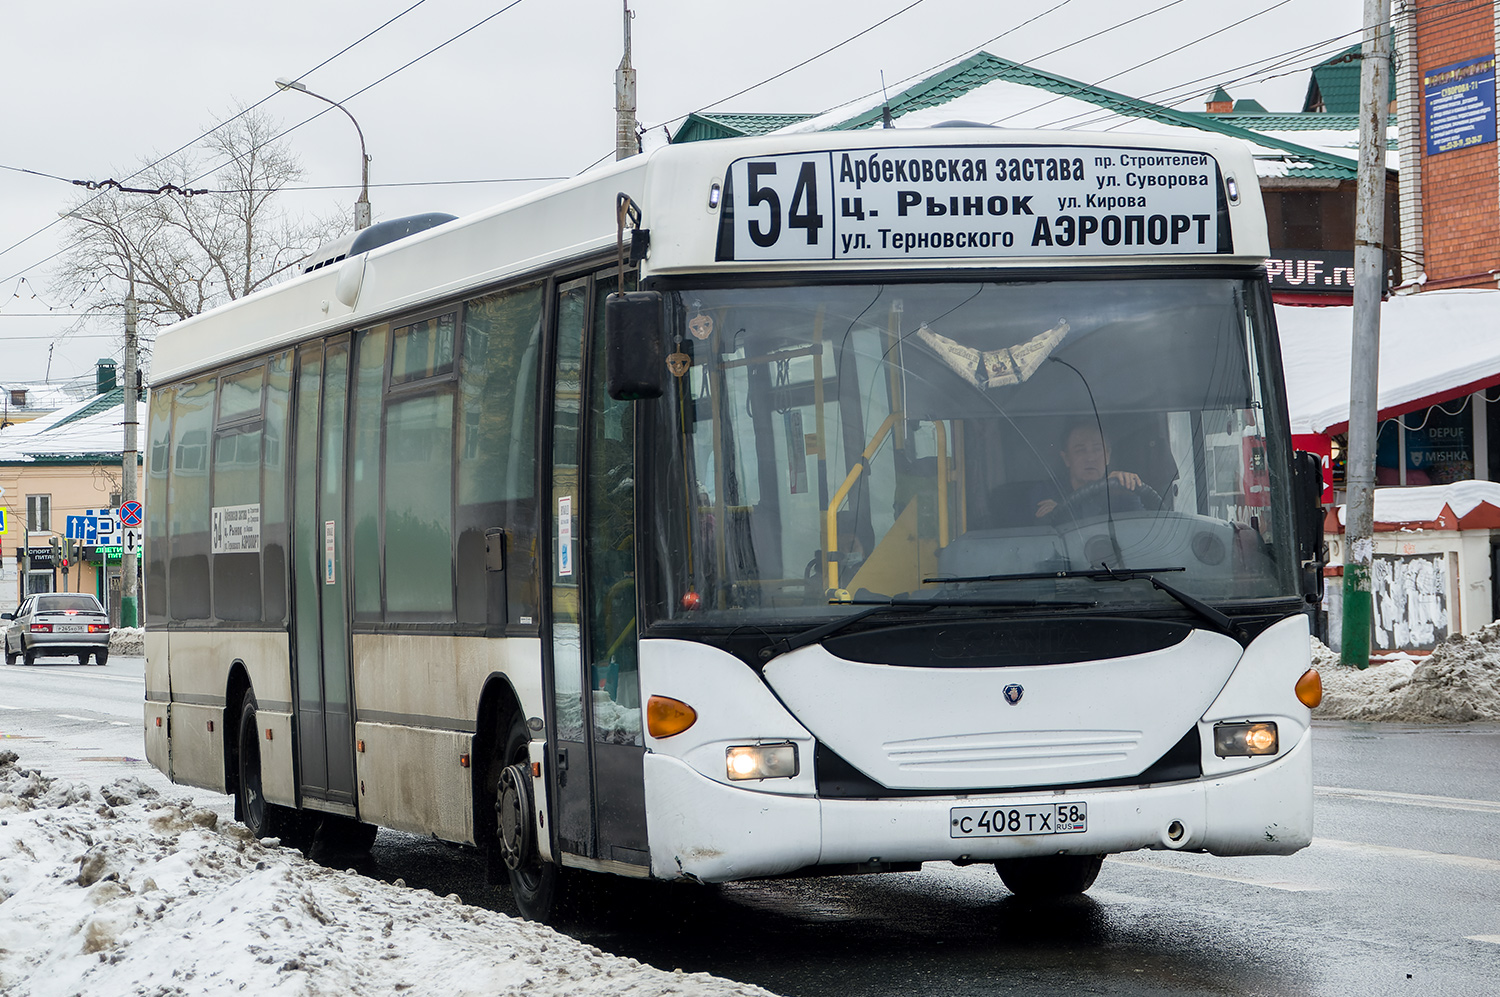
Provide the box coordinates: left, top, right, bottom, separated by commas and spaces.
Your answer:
1316, 785, 1500, 815
108, 721, 130, 727
1104, 856, 1322, 892
1314, 838, 1500, 872
56, 714, 100, 723
1467, 935, 1500, 945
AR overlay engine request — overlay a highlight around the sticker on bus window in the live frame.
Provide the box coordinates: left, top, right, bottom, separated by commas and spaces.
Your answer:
324, 521, 336, 585
558, 496, 573, 577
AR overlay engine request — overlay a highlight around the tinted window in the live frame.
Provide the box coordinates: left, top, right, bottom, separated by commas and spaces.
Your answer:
168, 379, 215, 621
350, 326, 388, 619
37, 595, 103, 613
391, 312, 456, 383
384, 392, 455, 618
262, 352, 292, 624
145, 386, 175, 626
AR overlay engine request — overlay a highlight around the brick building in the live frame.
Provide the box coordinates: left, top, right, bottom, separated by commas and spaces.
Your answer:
1395, 0, 1499, 289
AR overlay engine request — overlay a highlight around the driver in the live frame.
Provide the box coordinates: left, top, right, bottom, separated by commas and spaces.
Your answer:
1036, 420, 1145, 521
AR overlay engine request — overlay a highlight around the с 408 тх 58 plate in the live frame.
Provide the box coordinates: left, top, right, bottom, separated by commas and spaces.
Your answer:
950, 802, 1088, 838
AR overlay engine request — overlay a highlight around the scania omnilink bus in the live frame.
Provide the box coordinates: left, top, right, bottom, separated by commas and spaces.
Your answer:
145, 127, 1324, 920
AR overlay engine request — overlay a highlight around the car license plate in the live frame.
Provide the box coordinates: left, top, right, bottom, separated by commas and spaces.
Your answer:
950, 802, 1087, 838
54, 624, 85, 633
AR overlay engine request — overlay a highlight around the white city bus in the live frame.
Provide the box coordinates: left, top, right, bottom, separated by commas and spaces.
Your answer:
144, 127, 1325, 920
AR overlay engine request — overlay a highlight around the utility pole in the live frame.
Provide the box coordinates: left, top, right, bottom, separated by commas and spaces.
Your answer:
121, 280, 140, 628
615, 1, 637, 161
1341, 0, 1392, 668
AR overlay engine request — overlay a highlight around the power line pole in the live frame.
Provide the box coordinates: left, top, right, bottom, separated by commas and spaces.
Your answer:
615, 1, 637, 161
120, 278, 140, 628
1341, 0, 1392, 668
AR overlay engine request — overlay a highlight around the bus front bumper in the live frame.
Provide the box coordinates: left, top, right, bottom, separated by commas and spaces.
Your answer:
642, 732, 1312, 883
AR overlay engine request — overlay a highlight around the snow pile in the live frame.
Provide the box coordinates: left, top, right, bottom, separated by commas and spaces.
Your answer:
1313, 625, 1500, 722
0, 751, 779, 997
109, 627, 144, 655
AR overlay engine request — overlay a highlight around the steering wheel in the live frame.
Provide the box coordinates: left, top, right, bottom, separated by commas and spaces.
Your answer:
1045, 477, 1164, 524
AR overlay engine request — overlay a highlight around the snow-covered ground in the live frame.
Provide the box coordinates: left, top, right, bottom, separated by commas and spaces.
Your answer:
108, 628, 144, 656
0, 752, 778, 997
1313, 621, 1500, 722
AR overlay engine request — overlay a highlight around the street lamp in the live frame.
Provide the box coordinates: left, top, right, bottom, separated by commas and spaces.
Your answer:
275, 78, 372, 230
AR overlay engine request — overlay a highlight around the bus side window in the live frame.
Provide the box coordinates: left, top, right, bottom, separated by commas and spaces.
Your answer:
168, 379, 216, 623
145, 385, 176, 627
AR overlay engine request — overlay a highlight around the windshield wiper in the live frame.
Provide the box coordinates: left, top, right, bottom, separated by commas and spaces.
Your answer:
762, 595, 1095, 661
925, 566, 1241, 640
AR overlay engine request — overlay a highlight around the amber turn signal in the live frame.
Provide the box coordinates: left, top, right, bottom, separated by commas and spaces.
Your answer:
1296, 668, 1323, 708
646, 695, 698, 738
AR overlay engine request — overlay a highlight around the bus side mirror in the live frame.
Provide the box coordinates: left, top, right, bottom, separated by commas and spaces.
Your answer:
606, 291, 666, 401
1292, 450, 1325, 604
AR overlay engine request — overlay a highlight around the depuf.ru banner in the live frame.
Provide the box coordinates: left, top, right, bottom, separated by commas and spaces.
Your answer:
1424, 55, 1497, 156
717, 144, 1224, 262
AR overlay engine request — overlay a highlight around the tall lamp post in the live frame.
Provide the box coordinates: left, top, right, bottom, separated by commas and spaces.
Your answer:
275, 78, 371, 230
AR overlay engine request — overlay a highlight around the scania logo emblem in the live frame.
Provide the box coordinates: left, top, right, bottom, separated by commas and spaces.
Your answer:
1003, 683, 1024, 705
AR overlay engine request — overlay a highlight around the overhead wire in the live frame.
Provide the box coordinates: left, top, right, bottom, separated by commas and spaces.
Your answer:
0, 0, 434, 272
986, 0, 1301, 127
1036, 0, 1491, 132
2, 0, 540, 301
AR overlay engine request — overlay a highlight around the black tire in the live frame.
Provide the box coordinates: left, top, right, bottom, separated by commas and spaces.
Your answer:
77, 652, 90, 666
4, 637, 16, 666
493, 715, 564, 921
317, 813, 379, 855
235, 690, 315, 850
995, 854, 1105, 898
22, 642, 35, 666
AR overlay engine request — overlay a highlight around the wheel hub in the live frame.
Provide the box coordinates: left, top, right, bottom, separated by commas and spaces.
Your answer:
496, 763, 535, 871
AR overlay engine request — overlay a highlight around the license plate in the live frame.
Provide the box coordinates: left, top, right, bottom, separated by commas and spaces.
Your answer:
950, 802, 1088, 838
54, 624, 85, 633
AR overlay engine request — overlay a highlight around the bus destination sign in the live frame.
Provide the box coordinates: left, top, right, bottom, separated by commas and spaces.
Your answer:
718, 145, 1224, 263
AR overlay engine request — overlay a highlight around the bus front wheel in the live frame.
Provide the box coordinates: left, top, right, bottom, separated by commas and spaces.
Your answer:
994, 854, 1104, 898
496, 716, 564, 921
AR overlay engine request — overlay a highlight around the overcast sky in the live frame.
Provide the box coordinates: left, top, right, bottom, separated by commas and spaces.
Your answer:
0, 0, 1362, 385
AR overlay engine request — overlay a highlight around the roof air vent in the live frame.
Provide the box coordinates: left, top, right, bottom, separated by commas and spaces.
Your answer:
348, 212, 459, 257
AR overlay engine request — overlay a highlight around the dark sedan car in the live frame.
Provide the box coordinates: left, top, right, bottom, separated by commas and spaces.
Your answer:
3, 594, 111, 665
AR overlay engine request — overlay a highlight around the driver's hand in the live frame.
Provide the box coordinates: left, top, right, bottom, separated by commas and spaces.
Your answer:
1108, 470, 1142, 490
1035, 499, 1058, 518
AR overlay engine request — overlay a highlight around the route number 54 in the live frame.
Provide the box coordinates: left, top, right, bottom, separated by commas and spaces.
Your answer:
733, 156, 832, 261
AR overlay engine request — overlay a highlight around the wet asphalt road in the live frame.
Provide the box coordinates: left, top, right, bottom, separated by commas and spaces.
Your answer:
363, 721, 1500, 997
337, 719, 1500, 989
4, 663, 1498, 995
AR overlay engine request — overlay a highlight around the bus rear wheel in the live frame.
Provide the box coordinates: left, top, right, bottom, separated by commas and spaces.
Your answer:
235, 690, 315, 851
994, 854, 1104, 898
495, 716, 564, 921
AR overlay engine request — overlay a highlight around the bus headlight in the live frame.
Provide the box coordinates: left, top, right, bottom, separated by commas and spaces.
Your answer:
1213, 721, 1279, 757
725, 742, 799, 780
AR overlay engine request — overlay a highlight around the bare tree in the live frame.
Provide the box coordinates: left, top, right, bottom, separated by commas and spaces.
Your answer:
53, 108, 347, 344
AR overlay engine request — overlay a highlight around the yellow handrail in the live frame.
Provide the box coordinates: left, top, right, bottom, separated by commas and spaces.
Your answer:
825, 410, 902, 593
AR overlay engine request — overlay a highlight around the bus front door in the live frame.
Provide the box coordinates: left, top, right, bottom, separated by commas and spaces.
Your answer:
546, 274, 649, 871
291, 337, 358, 809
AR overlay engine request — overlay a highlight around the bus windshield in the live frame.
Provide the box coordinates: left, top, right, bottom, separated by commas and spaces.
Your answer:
644, 277, 1299, 627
